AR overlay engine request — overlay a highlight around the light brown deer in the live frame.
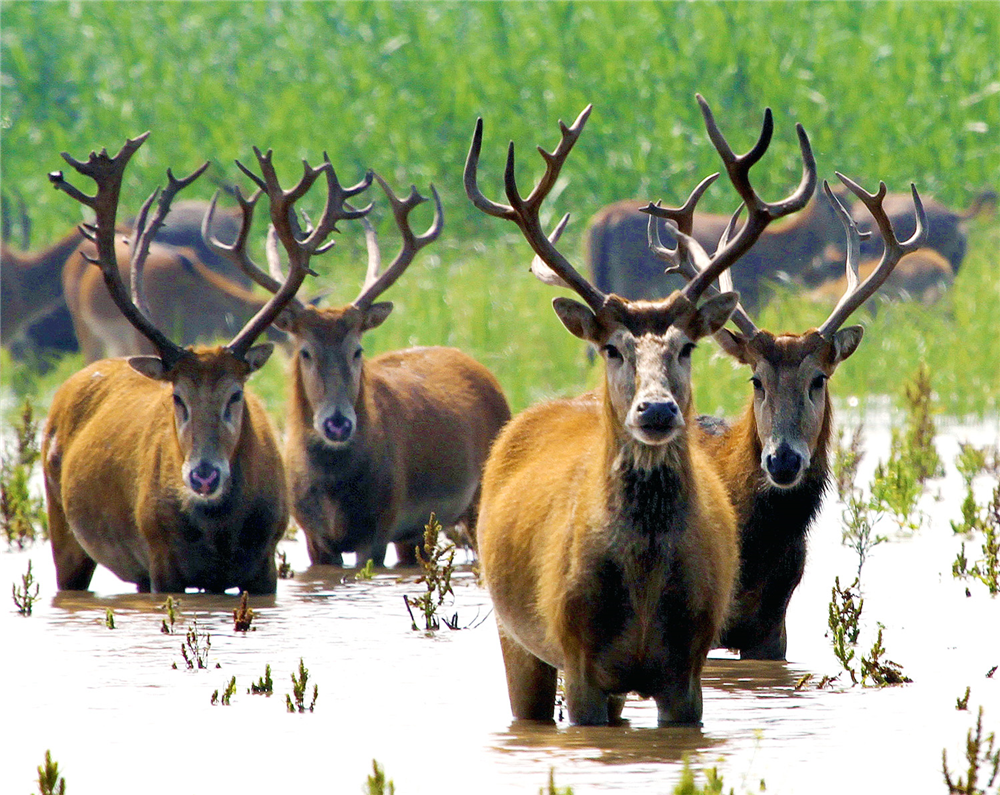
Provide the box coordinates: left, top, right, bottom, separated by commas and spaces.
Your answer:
655, 176, 926, 659
204, 173, 511, 568
466, 95, 817, 725
61, 231, 273, 362
1, 196, 249, 357
42, 133, 368, 593
584, 180, 845, 313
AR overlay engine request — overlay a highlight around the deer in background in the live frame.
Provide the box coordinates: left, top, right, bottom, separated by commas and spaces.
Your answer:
655, 175, 926, 659
1, 193, 264, 359
466, 95, 816, 725
585, 179, 845, 313
42, 133, 368, 593
205, 173, 510, 568
61, 230, 274, 362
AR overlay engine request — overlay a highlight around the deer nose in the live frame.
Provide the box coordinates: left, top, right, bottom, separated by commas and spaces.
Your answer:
635, 400, 681, 431
323, 412, 354, 443
765, 443, 804, 486
189, 461, 221, 496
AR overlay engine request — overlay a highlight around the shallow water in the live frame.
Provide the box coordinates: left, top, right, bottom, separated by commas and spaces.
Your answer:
2, 418, 999, 794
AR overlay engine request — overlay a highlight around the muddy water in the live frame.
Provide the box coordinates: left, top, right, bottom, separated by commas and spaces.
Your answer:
2, 417, 998, 794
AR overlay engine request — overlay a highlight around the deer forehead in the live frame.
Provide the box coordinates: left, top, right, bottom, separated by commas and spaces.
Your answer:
293, 306, 365, 349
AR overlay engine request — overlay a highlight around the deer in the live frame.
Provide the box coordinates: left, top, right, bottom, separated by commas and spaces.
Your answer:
650, 174, 926, 660
584, 180, 846, 313
61, 231, 274, 362
203, 173, 511, 568
42, 132, 371, 594
851, 188, 995, 274
1, 195, 256, 358
806, 248, 951, 307
465, 94, 817, 726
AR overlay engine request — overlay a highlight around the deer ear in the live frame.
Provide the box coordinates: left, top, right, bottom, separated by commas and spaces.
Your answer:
552, 297, 603, 343
689, 292, 739, 339
243, 343, 274, 374
831, 325, 864, 364
362, 302, 393, 331
127, 356, 167, 381
714, 328, 753, 364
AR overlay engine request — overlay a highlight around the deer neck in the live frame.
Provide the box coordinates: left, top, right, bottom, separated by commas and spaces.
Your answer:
598, 382, 695, 539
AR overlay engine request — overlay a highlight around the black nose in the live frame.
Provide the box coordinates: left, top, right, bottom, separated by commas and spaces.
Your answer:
636, 400, 681, 432
189, 461, 221, 496
766, 443, 803, 486
323, 412, 353, 443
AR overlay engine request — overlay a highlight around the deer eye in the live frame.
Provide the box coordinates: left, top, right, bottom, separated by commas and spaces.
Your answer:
223, 389, 243, 422
680, 342, 696, 359
299, 347, 312, 362
602, 344, 622, 361
810, 374, 828, 392
353, 347, 364, 361
172, 393, 189, 422
750, 376, 764, 394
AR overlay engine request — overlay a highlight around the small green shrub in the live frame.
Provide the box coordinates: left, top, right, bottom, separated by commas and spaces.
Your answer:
12, 559, 40, 616
286, 658, 318, 713
943, 703, 999, 795
35, 750, 66, 795
403, 513, 456, 631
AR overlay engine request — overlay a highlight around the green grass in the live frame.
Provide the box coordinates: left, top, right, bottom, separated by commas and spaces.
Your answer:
2, 1, 998, 419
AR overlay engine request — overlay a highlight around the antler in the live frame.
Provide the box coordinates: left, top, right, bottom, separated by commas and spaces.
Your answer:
224, 152, 374, 356
816, 174, 927, 338
647, 201, 760, 337
130, 163, 210, 319
642, 94, 817, 304
353, 172, 443, 310
48, 133, 191, 369
465, 105, 607, 313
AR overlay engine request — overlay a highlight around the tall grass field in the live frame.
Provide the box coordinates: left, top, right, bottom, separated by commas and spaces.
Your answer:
2, 1, 998, 420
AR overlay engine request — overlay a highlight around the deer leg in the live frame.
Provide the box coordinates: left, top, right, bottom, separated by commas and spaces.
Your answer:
498, 623, 557, 722
393, 540, 419, 566
304, 531, 344, 566
563, 656, 609, 726
607, 693, 628, 725
49, 507, 98, 591
739, 617, 788, 661
240, 556, 278, 595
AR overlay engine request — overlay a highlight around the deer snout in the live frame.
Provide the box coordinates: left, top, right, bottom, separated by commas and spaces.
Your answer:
627, 398, 684, 444
763, 442, 807, 488
187, 460, 223, 498
321, 411, 354, 444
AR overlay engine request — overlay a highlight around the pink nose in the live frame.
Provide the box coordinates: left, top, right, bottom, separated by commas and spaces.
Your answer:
189, 462, 221, 495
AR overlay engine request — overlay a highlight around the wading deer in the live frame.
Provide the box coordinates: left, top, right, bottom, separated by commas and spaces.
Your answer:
658, 176, 926, 659
585, 181, 844, 313
42, 133, 368, 593
466, 95, 816, 725
204, 174, 510, 568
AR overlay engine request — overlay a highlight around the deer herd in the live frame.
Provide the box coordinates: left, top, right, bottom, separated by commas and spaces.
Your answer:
8, 94, 960, 726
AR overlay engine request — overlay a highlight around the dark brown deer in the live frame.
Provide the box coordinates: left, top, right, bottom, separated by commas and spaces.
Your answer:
42, 133, 368, 593
467, 95, 816, 725
852, 188, 995, 273
204, 173, 511, 568
585, 180, 845, 312
657, 176, 926, 659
